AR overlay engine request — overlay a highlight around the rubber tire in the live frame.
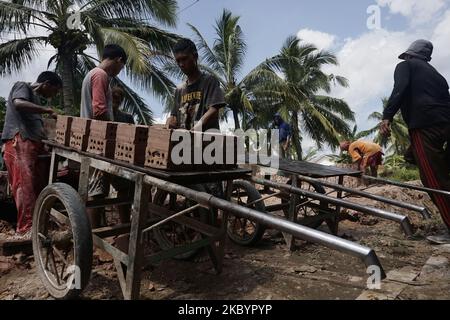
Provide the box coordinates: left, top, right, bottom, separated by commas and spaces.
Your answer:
227, 180, 267, 246
32, 183, 92, 300
282, 180, 327, 229
152, 184, 212, 260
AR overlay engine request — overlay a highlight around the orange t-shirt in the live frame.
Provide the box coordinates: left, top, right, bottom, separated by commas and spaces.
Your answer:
348, 141, 382, 163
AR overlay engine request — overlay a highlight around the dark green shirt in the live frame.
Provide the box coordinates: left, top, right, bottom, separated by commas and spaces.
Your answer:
1, 82, 46, 142
171, 73, 226, 131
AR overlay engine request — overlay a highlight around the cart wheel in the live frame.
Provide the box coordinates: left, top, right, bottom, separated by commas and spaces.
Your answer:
227, 180, 267, 246
32, 183, 92, 299
152, 184, 212, 260
281, 180, 328, 229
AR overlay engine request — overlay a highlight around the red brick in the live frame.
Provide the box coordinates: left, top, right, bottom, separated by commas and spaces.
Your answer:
70, 117, 91, 151
71, 117, 91, 135
116, 123, 149, 144
87, 138, 116, 159
89, 120, 117, 140
115, 142, 147, 166
145, 127, 193, 171
55, 116, 73, 146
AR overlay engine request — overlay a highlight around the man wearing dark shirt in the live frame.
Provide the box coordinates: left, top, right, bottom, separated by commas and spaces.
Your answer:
166, 38, 226, 201
111, 86, 135, 124
380, 39, 450, 244
166, 38, 226, 132
2, 72, 62, 237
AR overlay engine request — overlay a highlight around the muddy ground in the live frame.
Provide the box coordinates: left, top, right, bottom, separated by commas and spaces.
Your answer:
1, 179, 450, 300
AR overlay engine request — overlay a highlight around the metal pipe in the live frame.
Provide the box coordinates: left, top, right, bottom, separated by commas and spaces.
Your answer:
142, 175, 386, 279
295, 175, 431, 220
363, 175, 450, 198
249, 176, 414, 237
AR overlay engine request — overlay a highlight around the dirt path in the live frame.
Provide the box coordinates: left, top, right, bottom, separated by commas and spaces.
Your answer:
1, 183, 450, 300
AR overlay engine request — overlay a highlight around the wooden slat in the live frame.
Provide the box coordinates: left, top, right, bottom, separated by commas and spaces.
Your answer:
86, 197, 132, 209
256, 157, 362, 178
92, 234, 129, 266
0, 239, 32, 256
145, 238, 212, 265
92, 217, 160, 238
148, 202, 220, 237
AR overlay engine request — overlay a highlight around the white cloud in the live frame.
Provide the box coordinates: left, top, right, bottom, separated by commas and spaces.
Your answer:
153, 113, 170, 125
377, 0, 448, 24
0, 45, 56, 99
325, 29, 416, 121
296, 29, 336, 51
431, 10, 450, 80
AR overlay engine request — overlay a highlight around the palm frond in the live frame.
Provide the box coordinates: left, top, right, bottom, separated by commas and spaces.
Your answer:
0, 36, 46, 75
82, 0, 177, 26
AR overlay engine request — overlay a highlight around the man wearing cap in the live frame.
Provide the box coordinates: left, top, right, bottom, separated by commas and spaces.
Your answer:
380, 39, 450, 244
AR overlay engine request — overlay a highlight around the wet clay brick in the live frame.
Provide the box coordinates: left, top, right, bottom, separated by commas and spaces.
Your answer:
113, 123, 149, 165
70, 117, 91, 151
116, 123, 149, 144
114, 142, 147, 166
87, 138, 116, 158
89, 120, 118, 140
145, 126, 197, 171
55, 116, 73, 146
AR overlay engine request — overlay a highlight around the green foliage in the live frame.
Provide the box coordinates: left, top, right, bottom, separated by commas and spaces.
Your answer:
0, 0, 181, 123
382, 167, 420, 182
358, 98, 410, 155
0, 96, 5, 129
328, 152, 353, 164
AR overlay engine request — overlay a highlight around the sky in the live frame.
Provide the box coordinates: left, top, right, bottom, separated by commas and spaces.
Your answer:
1, 0, 450, 152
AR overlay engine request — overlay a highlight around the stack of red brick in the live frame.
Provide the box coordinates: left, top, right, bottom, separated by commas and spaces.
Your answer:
54, 116, 238, 171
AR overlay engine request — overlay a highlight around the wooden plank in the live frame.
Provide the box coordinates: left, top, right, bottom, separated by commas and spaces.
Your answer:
0, 239, 32, 256
257, 157, 362, 178
92, 217, 160, 238
145, 238, 212, 265
148, 202, 220, 237
86, 197, 132, 209
50, 209, 70, 225
124, 174, 150, 300
92, 234, 129, 266
78, 157, 91, 202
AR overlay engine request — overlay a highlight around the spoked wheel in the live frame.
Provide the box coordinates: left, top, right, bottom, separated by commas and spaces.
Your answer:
227, 180, 267, 246
152, 184, 214, 260
281, 179, 328, 229
32, 183, 92, 300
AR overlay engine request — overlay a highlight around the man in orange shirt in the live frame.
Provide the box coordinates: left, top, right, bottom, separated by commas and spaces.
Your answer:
340, 140, 384, 177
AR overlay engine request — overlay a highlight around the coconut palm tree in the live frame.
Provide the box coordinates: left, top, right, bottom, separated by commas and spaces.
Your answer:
258, 36, 354, 159
0, 0, 180, 124
358, 98, 410, 155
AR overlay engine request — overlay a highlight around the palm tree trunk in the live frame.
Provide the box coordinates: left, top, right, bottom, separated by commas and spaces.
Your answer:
291, 112, 302, 160
233, 109, 241, 130
60, 54, 75, 115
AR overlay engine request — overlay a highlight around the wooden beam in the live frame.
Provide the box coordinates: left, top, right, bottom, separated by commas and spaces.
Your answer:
92, 234, 128, 266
